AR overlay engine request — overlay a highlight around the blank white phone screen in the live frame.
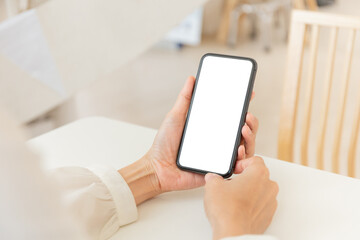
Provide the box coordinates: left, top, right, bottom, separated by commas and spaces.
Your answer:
178, 55, 254, 175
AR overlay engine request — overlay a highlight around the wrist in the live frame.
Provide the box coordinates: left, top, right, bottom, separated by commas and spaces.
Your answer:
212, 220, 248, 240
118, 156, 161, 205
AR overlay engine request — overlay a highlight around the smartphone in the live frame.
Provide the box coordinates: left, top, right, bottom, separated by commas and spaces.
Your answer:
176, 53, 257, 178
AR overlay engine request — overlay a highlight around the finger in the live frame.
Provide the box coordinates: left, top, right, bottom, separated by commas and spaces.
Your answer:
239, 135, 245, 146
233, 159, 243, 174
233, 145, 245, 174
233, 156, 264, 174
234, 159, 247, 174
237, 134, 245, 159
242, 124, 255, 157
237, 144, 246, 160
251, 91, 255, 101
205, 173, 223, 184
246, 112, 259, 135
192, 172, 206, 187
171, 76, 196, 117
233, 144, 245, 174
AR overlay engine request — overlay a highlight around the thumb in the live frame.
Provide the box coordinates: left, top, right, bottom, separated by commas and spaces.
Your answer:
205, 173, 223, 184
171, 76, 195, 117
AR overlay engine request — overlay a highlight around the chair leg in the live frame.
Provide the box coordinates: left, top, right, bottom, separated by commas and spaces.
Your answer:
227, 9, 243, 47
283, 3, 292, 42
249, 13, 258, 40
217, 0, 240, 44
259, 10, 274, 52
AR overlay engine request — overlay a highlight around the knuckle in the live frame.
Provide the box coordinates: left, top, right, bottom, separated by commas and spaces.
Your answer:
263, 167, 270, 178
248, 157, 255, 166
254, 164, 269, 178
247, 126, 254, 137
181, 91, 192, 102
253, 156, 265, 165
250, 130, 256, 140
271, 181, 279, 194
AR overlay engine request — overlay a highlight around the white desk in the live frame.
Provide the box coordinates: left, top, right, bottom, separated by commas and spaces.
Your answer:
28, 117, 360, 240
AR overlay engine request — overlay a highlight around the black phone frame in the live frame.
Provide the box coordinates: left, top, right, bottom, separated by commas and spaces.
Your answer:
176, 53, 257, 178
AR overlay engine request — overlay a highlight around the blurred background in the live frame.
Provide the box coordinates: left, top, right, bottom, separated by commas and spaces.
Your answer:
0, 0, 359, 173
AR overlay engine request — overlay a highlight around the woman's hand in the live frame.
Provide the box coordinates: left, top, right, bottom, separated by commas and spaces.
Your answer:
146, 76, 259, 192
204, 156, 279, 240
119, 76, 259, 204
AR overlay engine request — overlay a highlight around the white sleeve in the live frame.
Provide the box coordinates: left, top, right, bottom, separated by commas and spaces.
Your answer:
0, 110, 88, 240
222, 235, 278, 240
50, 165, 138, 239
0, 109, 137, 240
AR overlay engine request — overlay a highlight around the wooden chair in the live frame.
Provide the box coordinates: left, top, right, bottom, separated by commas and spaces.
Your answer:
278, 10, 360, 177
216, 0, 318, 44
226, 0, 292, 52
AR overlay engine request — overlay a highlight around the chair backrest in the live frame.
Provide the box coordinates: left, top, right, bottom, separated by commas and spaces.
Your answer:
278, 10, 360, 177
